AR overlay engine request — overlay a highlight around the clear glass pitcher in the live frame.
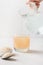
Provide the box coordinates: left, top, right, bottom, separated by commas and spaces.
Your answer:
13, 1, 43, 52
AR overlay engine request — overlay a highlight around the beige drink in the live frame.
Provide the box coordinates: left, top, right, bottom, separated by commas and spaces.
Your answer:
14, 36, 30, 52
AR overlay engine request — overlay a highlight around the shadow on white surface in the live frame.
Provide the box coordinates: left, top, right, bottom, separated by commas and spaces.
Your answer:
26, 50, 43, 54
2, 58, 18, 62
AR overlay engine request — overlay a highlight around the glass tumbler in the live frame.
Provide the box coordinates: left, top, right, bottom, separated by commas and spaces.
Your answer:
14, 36, 30, 52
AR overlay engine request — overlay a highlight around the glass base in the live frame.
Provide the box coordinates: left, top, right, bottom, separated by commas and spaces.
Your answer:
14, 48, 29, 52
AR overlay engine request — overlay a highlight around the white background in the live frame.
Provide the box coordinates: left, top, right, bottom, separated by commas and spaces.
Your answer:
0, 0, 30, 47
0, 0, 27, 47
0, 0, 43, 50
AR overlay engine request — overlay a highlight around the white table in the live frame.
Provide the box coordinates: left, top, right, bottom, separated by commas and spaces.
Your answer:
0, 35, 43, 65
0, 50, 43, 65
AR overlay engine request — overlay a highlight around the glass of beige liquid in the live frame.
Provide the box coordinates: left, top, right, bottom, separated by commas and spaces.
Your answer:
13, 36, 30, 52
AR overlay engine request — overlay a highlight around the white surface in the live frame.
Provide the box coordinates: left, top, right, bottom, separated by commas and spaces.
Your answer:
0, 36, 43, 65
0, 48, 43, 65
